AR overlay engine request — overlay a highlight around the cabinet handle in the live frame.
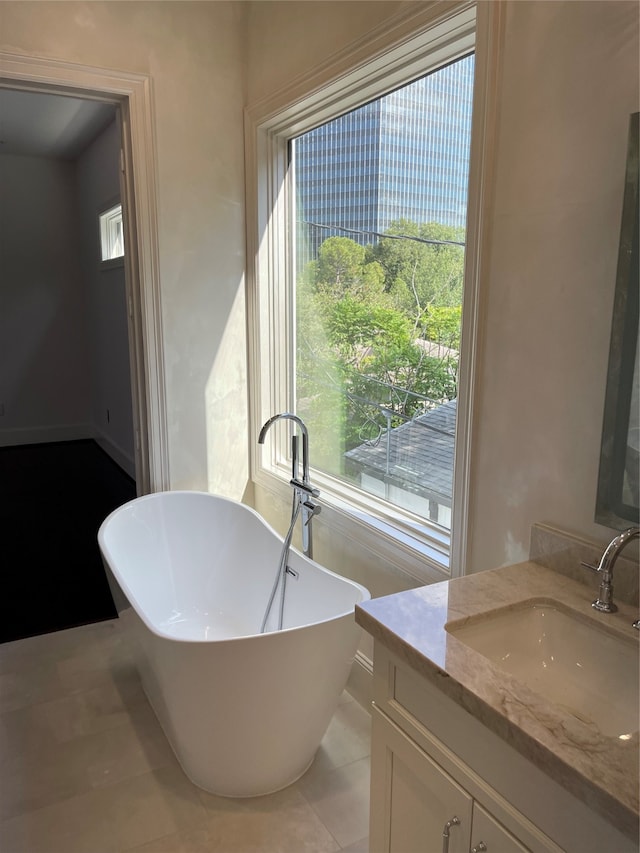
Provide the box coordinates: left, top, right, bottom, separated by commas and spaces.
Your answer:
442, 815, 461, 853
471, 843, 487, 853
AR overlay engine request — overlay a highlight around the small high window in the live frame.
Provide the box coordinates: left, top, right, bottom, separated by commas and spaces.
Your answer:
99, 202, 124, 263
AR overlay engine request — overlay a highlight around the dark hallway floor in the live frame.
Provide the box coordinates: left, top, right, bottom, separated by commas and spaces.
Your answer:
0, 439, 136, 643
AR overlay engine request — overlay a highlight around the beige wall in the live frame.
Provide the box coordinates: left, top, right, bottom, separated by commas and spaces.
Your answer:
469, 0, 638, 571
2, 0, 637, 591
0, 1, 249, 497
245, 0, 639, 584
245, 0, 410, 104
0, 153, 90, 439
76, 118, 135, 475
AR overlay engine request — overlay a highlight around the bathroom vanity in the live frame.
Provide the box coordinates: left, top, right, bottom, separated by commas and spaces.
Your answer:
355, 562, 639, 853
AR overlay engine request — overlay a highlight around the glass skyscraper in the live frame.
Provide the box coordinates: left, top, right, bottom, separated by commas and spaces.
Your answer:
294, 53, 475, 266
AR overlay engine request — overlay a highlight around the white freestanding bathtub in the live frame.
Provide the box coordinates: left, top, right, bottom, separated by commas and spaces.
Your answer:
98, 490, 370, 797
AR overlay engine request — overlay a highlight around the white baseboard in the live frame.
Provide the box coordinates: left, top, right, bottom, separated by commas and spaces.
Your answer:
346, 650, 373, 710
0, 424, 135, 480
0, 423, 93, 447
93, 431, 135, 479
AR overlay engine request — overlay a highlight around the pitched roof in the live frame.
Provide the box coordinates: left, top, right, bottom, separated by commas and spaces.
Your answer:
344, 398, 456, 505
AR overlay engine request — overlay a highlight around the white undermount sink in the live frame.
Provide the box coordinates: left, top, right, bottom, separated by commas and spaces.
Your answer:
446, 601, 639, 739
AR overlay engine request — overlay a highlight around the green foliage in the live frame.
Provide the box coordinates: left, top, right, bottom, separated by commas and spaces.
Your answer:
368, 219, 466, 323
316, 237, 365, 292
296, 222, 464, 476
420, 305, 462, 351
314, 236, 386, 302
327, 296, 412, 360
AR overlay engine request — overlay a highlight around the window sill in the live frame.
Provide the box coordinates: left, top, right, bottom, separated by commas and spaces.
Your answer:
253, 469, 451, 586
100, 256, 125, 271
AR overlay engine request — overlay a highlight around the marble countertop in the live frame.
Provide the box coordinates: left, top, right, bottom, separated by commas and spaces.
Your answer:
355, 561, 639, 839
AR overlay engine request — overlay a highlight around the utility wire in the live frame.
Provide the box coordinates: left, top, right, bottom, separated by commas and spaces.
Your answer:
299, 219, 466, 248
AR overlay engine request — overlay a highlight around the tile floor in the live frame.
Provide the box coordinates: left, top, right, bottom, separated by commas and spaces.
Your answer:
0, 619, 371, 853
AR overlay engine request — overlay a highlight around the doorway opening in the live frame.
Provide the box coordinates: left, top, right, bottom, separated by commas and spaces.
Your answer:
0, 53, 168, 640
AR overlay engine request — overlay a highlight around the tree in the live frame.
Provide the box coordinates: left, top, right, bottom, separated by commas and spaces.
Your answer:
420, 305, 462, 351
367, 219, 466, 329
314, 236, 386, 302
296, 226, 463, 469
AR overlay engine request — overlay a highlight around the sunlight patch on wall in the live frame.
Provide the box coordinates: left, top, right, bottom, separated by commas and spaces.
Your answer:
205, 279, 249, 499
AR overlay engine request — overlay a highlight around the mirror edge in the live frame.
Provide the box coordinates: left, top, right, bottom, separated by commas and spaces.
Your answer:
595, 111, 640, 530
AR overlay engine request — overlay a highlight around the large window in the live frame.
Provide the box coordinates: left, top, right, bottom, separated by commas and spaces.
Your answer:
247, 3, 495, 579
293, 55, 474, 532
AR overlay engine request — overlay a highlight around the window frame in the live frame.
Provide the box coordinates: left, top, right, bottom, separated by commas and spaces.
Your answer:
99, 200, 125, 268
245, 1, 502, 582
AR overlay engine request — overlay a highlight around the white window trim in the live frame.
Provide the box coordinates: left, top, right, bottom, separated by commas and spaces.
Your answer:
99, 199, 125, 268
245, 1, 503, 582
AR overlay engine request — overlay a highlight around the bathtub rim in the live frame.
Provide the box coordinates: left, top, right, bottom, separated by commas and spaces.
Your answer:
98, 489, 370, 645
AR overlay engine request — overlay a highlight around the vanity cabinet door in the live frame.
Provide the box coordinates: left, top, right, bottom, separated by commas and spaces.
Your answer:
370, 706, 473, 853
471, 802, 530, 853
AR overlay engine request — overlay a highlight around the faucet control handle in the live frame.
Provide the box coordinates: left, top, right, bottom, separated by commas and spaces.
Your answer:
580, 560, 600, 573
302, 501, 321, 525
290, 478, 320, 498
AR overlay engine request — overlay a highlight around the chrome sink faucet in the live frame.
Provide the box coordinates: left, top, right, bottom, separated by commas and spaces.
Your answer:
582, 526, 639, 614
258, 413, 320, 559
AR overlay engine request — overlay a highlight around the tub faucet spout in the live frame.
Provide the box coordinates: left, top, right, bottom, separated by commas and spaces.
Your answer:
582, 526, 639, 613
259, 412, 311, 486
258, 412, 320, 559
